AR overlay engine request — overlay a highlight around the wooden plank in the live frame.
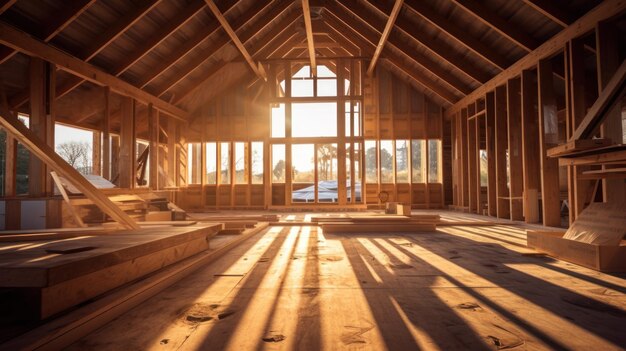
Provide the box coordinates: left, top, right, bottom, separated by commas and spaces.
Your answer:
204, 0, 267, 81
0, 105, 139, 230
28, 57, 47, 197
521, 70, 541, 223
118, 97, 135, 189
320, 222, 436, 233
578, 167, 626, 180
102, 87, 111, 180
302, 0, 317, 76
507, 77, 524, 221
0, 0, 16, 14
148, 104, 159, 190
537, 59, 561, 227
445, 0, 626, 118
485, 92, 497, 216
494, 85, 510, 219
547, 139, 613, 157
366, 0, 404, 76
0, 22, 188, 121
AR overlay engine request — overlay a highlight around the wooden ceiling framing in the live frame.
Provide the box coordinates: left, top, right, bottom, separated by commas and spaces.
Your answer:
0, 0, 612, 125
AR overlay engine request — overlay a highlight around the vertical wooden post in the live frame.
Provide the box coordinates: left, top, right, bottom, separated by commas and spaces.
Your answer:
507, 77, 523, 221
91, 131, 101, 176
567, 38, 593, 223
494, 85, 510, 219
467, 111, 478, 213
596, 20, 625, 203
167, 118, 177, 187
337, 60, 347, 205
4, 134, 16, 196
45, 63, 56, 195
102, 87, 110, 180
118, 97, 135, 188
459, 108, 468, 209
148, 103, 159, 190
537, 59, 562, 227
521, 69, 540, 223
29, 57, 47, 197
485, 92, 497, 217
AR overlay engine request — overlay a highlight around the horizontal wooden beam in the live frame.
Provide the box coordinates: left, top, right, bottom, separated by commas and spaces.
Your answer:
445, 0, 626, 119
0, 21, 189, 121
0, 104, 139, 230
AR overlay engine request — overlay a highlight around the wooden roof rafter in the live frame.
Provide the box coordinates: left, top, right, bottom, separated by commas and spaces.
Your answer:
445, 0, 626, 118
403, 0, 511, 70
152, 0, 292, 98
521, 0, 576, 27
322, 9, 457, 104
0, 22, 188, 121
9, 0, 163, 109
0, 0, 16, 14
302, 0, 317, 76
204, 0, 267, 81
366, 0, 403, 76
449, 0, 540, 51
324, 4, 466, 99
138, 0, 274, 89
174, 14, 303, 105
341, 0, 489, 84
0, 0, 96, 64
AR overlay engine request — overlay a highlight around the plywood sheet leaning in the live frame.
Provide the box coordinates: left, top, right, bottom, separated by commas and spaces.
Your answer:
562, 202, 626, 246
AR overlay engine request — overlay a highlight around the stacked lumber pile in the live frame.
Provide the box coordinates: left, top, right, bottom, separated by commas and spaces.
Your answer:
315, 214, 439, 234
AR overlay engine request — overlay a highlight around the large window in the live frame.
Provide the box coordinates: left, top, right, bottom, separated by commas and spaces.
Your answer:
292, 144, 314, 183
271, 103, 285, 138
206, 142, 217, 184
234, 142, 246, 184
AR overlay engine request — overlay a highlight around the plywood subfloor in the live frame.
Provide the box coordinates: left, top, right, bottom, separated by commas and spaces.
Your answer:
68, 220, 626, 350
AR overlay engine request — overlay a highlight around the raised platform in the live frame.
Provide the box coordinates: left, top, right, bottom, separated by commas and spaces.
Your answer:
0, 223, 222, 319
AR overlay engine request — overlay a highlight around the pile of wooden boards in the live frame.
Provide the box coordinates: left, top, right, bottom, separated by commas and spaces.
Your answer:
63, 193, 186, 226
314, 214, 440, 234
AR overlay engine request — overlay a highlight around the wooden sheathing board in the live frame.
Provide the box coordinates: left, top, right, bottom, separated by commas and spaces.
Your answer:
0, 224, 222, 319
527, 230, 626, 272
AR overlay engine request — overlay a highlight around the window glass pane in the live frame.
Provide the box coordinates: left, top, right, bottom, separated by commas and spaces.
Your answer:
396, 140, 409, 183
234, 142, 246, 184
317, 65, 336, 78
251, 142, 263, 184
317, 144, 337, 181
271, 103, 285, 138
272, 144, 285, 183
317, 79, 337, 97
365, 140, 377, 183
293, 66, 310, 78
55, 123, 95, 175
411, 140, 425, 183
345, 101, 351, 137
16, 142, 29, 195
292, 144, 314, 183
353, 101, 361, 136
292, 103, 337, 137
220, 142, 230, 184
206, 142, 216, 184
292, 79, 314, 97
428, 140, 441, 183
380, 140, 393, 183
186, 143, 201, 184
480, 149, 488, 186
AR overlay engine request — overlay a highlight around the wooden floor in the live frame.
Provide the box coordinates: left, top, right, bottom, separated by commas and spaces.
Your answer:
67, 211, 625, 350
